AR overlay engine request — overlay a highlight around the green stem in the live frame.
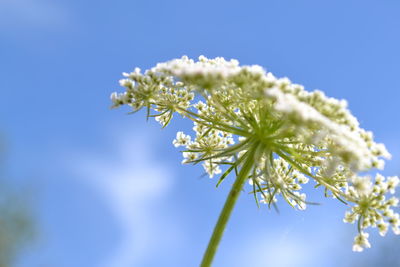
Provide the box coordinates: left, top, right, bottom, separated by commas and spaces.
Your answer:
200, 152, 254, 267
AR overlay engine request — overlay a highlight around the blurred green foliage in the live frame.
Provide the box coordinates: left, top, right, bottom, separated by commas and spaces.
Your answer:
0, 187, 33, 267
0, 138, 34, 267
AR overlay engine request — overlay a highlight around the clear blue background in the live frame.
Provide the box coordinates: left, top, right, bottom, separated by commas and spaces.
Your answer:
1, 0, 399, 266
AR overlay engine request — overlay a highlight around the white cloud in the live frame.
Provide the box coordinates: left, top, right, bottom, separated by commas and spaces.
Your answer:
225, 221, 307, 267
242, 232, 311, 267
233, 220, 341, 267
70, 129, 183, 267
0, 0, 69, 29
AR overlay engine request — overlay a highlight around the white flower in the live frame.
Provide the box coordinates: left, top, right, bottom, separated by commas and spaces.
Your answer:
389, 213, 400, 234
377, 222, 389, 236
110, 92, 128, 107
387, 197, 399, 207
372, 143, 392, 159
372, 159, 385, 170
202, 161, 222, 178
343, 211, 358, 224
110, 92, 119, 103
119, 78, 133, 88
387, 176, 400, 194
351, 176, 373, 196
173, 132, 191, 147
296, 173, 309, 184
182, 152, 197, 164
352, 232, 371, 252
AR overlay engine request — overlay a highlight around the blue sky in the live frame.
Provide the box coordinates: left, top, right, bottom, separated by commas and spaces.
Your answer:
1, 0, 400, 266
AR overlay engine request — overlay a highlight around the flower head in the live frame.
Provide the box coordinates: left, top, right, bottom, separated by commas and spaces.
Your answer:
112, 56, 398, 251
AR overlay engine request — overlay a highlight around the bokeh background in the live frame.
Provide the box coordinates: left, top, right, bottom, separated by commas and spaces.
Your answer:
1, 0, 400, 266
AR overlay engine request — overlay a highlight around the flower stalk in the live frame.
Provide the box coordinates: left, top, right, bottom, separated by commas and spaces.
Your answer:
201, 149, 255, 267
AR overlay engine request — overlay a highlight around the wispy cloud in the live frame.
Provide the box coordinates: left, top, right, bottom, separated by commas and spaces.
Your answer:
234, 223, 342, 267
241, 232, 311, 267
0, 0, 69, 30
70, 129, 183, 267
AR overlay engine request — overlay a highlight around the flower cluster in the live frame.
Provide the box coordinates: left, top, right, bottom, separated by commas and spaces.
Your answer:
344, 174, 400, 251
111, 56, 399, 251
